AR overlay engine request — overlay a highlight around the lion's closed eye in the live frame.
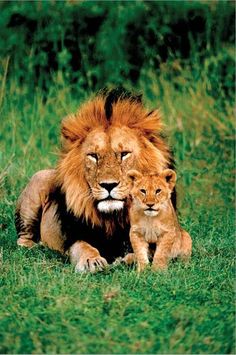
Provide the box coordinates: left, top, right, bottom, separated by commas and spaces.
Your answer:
87, 153, 98, 163
121, 151, 131, 161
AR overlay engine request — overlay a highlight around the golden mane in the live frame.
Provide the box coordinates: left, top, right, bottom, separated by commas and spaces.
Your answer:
61, 95, 164, 143
56, 92, 172, 231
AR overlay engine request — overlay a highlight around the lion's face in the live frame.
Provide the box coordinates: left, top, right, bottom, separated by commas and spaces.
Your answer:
128, 169, 176, 217
82, 126, 141, 212
57, 92, 172, 226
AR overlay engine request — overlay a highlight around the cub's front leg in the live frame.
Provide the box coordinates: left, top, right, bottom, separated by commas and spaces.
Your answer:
179, 229, 192, 262
130, 230, 149, 272
152, 232, 175, 271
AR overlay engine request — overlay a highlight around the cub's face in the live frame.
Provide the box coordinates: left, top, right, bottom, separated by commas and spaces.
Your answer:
128, 169, 176, 217
82, 126, 141, 213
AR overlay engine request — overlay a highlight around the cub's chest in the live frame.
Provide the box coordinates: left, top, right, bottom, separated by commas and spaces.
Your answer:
131, 224, 164, 244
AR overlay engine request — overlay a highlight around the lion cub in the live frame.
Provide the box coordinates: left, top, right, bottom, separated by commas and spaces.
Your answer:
127, 169, 192, 272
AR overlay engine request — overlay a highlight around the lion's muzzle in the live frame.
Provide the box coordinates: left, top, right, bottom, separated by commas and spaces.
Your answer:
97, 199, 124, 213
95, 181, 127, 213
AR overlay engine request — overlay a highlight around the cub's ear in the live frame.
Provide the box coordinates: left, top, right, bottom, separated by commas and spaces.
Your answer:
61, 114, 83, 143
161, 169, 176, 191
127, 170, 142, 184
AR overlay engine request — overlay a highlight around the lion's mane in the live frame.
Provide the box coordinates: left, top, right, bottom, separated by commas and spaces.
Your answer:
56, 88, 173, 233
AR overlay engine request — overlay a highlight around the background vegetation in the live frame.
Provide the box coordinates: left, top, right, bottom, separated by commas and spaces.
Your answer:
0, 1, 234, 354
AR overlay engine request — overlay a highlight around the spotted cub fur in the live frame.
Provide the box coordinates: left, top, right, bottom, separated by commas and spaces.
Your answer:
127, 169, 192, 272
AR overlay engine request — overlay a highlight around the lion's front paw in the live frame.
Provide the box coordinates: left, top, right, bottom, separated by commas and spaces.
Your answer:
75, 256, 108, 273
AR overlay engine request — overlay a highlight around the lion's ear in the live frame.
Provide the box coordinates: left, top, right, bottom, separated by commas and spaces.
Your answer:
61, 114, 83, 143
161, 169, 176, 191
127, 170, 142, 184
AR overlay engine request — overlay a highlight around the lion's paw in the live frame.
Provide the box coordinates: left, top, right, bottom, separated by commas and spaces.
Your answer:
75, 256, 108, 273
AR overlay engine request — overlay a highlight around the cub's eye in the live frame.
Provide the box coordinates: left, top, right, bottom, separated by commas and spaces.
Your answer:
87, 153, 98, 163
121, 151, 131, 161
156, 189, 161, 194
140, 189, 146, 195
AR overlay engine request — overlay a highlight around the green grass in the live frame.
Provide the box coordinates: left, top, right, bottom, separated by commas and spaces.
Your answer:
0, 60, 235, 353
0, 211, 234, 354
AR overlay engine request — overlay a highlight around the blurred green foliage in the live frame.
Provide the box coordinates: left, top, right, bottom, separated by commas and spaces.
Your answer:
0, 0, 234, 100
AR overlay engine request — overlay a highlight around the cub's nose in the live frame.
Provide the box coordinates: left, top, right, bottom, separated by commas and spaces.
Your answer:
99, 182, 119, 193
146, 203, 154, 208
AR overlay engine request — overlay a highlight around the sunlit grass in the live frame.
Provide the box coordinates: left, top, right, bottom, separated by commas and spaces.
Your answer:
0, 64, 234, 353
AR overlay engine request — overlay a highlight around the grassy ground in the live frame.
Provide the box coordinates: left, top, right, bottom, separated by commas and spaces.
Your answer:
0, 63, 235, 353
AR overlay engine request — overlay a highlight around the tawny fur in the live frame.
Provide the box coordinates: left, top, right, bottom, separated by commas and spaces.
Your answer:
128, 169, 192, 272
57, 98, 170, 230
16, 91, 174, 272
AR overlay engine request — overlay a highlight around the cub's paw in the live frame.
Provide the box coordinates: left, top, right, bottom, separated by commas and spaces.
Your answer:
113, 253, 136, 266
75, 256, 108, 273
122, 253, 136, 265
137, 262, 149, 273
152, 263, 168, 272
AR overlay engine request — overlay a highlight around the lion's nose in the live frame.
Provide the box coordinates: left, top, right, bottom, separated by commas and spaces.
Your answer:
147, 203, 154, 208
99, 182, 119, 193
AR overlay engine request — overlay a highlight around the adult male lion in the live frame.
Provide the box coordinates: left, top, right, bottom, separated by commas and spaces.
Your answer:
15, 88, 175, 272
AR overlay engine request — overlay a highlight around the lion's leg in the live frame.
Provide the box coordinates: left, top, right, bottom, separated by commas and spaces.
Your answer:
16, 193, 41, 248
40, 201, 65, 254
41, 204, 109, 270
15, 169, 56, 248
69, 241, 108, 272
